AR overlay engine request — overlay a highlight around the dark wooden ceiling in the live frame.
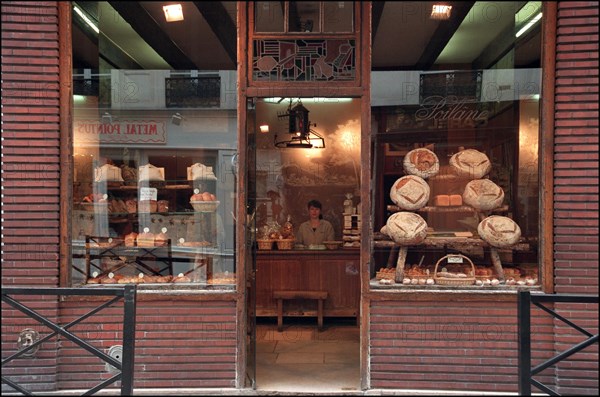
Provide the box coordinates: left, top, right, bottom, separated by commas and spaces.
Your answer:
72, 1, 540, 72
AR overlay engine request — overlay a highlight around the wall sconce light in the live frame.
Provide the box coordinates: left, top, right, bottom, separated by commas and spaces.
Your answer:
163, 4, 184, 22
101, 112, 112, 124
259, 124, 269, 133
274, 100, 325, 149
431, 4, 452, 20
171, 112, 183, 125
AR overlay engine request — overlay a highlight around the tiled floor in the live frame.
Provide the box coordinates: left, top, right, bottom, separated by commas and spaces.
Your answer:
255, 318, 361, 393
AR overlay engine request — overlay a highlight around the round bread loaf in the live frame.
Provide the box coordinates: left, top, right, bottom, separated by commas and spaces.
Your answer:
403, 148, 439, 179
385, 212, 428, 245
390, 175, 430, 210
463, 179, 504, 210
449, 149, 491, 179
477, 215, 521, 248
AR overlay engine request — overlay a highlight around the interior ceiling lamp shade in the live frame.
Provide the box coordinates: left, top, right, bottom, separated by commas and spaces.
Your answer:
431, 4, 452, 20
274, 100, 325, 149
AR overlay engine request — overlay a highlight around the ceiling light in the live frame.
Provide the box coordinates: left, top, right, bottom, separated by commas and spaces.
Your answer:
163, 4, 184, 22
73, 5, 99, 34
431, 4, 452, 20
516, 12, 542, 38
274, 100, 325, 149
259, 124, 269, 133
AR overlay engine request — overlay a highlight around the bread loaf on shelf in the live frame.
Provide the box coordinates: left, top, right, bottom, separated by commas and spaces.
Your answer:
449, 194, 463, 206
463, 179, 504, 210
390, 175, 430, 210
403, 148, 439, 179
385, 211, 428, 245
433, 195, 450, 206
477, 215, 521, 248
449, 149, 492, 179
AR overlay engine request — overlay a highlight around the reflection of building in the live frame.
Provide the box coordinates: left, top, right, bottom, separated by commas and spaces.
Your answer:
1, 2, 598, 395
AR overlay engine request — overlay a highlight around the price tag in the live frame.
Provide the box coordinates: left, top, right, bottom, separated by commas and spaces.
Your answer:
143, 227, 150, 233
161, 227, 167, 233
447, 255, 464, 264
139, 187, 157, 201
194, 188, 200, 194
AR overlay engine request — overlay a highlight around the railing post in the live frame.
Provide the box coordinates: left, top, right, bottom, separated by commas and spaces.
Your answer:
518, 290, 532, 396
120, 285, 137, 395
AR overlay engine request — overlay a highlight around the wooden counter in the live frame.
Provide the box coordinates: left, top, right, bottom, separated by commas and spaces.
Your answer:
255, 249, 360, 319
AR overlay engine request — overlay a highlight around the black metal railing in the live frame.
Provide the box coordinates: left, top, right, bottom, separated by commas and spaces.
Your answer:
2, 286, 137, 396
518, 291, 599, 396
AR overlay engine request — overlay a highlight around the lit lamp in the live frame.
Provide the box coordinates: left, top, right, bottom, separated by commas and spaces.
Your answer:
274, 100, 325, 149
259, 124, 269, 133
431, 4, 452, 20
163, 4, 184, 22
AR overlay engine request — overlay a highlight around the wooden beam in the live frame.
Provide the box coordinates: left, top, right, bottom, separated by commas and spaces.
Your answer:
108, 1, 197, 70
193, 1, 237, 63
371, 1, 385, 45
414, 1, 475, 70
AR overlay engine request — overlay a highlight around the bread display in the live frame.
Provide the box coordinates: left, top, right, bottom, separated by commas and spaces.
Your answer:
403, 148, 440, 179
136, 231, 155, 248
449, 149, 491, 179
385, 211, 428, 245
463, 179, 504, 210
449, 194, 462, 206
124, 232, 138, 247
433, 195, 450, 206
390, 175, 430, 210
138, 200, 158, 213
477, 215, 522, 248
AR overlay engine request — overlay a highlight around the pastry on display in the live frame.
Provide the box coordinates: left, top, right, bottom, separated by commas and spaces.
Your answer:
449, 148, 492, 179
477, 215, 522, 248
390, 175, 430, 210
463, 179, 504, 211
138, 163, 165, 181
94, 164, 124, 182
385, 211, 428, 245
155, 228, 169, 247
187, 163, 217, 181
124, 232, 138, 247
403, 148, 439, 179
136, 230, 155, 247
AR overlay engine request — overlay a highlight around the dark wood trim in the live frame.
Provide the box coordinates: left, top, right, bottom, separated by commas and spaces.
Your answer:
367, 289, 536, 302
59, 2, 73, 288
540, 2, 556, 294
236, 2, 249, 390
193, 1, 237, 64
108, 1, 197, 70
414, 1, 475, 70
360, 2, 372, 391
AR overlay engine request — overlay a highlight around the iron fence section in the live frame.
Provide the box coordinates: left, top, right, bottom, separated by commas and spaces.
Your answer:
2, 286, 137, 396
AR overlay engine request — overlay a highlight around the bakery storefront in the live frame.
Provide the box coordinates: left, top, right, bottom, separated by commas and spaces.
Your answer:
2, 1, 598, 395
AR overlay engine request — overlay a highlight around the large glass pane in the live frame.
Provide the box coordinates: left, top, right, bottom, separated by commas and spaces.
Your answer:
324, 1, 353, 32
289, 1, 320, 33
71, 1, 238, 288
255, 1, 284, 32
370, 1, 542, 289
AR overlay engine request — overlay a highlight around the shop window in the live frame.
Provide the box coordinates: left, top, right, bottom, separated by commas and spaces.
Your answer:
254, 1, 354, 34
370, 1, 543, 290
70, 2, 238, 288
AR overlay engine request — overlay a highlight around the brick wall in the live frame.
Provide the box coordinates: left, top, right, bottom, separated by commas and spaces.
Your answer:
554, 1, 599, 395
56, 299, 237, 390
369, 299, 555, 392
1, 1, 61, 393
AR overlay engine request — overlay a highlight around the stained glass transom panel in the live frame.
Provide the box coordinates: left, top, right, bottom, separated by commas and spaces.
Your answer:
252, 39, 356, 82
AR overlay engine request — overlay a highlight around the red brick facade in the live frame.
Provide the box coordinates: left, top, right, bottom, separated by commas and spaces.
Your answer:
1, 1, 598, 394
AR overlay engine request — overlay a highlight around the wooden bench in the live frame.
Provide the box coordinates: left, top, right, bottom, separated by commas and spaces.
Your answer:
273, 290, 328, 332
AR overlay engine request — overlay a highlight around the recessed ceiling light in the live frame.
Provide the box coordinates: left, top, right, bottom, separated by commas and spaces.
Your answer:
431, 4, 452, 20
163, 4, 184, 22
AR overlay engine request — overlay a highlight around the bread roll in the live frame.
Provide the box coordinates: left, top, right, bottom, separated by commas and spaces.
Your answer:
449, 194, 462, 206
124, 232, 138, 247
385, 212, 428, 245
449, 149, 491, 179
403, 148, 439, 179
463, 179, 504, 210
477, 215, 521, 248
434, 195, 450, 206
390, 175, 430, 210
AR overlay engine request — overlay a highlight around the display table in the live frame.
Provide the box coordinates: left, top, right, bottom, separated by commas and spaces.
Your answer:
255, 249, 360, 319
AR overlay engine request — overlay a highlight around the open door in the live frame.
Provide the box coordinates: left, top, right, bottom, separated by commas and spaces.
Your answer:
244, 101, 258, 388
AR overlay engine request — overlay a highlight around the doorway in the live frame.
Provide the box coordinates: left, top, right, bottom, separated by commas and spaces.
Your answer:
246, 97, 362, 392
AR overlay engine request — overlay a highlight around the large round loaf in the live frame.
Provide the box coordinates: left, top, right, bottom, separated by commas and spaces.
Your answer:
385, 212, 428, 245
403, 148, 439, 179
449, 149, 491, 179
463, 179, 504, 210
390, 175, 430, 210
477, 216, 521, 248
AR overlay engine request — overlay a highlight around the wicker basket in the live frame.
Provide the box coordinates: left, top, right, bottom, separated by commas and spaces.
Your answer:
190, 200, 220, 212
433, 254, 476, 286
276, 239, 295, 250
257, 239, 273, 250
